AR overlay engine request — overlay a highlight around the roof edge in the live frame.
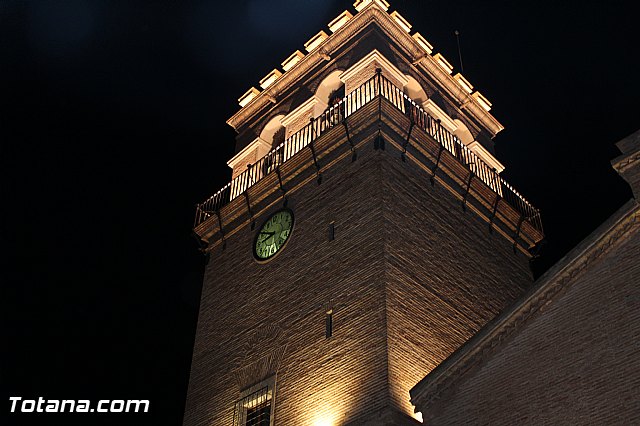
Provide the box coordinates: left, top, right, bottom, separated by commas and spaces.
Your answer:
226, 5, 504, 137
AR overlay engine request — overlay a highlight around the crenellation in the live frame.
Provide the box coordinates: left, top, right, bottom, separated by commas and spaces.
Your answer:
228, 1, 502, 144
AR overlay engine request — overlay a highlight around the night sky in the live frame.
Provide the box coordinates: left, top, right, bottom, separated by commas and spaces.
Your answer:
2, 1, 638, 425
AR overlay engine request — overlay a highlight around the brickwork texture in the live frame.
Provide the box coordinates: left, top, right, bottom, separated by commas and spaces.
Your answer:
184, 127, 534, 425
422, 212, 640, 425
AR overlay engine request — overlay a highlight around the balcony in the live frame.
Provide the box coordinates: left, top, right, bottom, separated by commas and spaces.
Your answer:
195, 71, 543, 242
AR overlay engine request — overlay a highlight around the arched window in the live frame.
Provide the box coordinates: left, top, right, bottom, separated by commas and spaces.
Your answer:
315, 70, 345, 132
452, 119, 474, 145
315, 70, 344, 107
259, 115, 285, 148
328, 85, 345, 106
403, 76, 429, 127
259, 115, 286, 175
403, 76, 428, 104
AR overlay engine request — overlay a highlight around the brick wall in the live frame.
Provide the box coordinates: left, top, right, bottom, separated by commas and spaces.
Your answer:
381, 136, 532, 419
422, 211, 640, 425
185, 145, 391, 426
185, 123, 535, 425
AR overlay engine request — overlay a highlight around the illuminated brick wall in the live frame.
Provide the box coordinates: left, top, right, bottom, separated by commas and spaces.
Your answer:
185, 142, 390, 426
381, 138, 531, 419
186, 10, 539, 424
418, 218, 640, 425
184, 119, 534, 425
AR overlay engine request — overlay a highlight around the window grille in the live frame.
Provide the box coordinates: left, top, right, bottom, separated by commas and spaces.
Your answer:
233, 385, 272, 426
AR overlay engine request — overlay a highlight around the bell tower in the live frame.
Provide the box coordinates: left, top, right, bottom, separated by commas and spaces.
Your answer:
184, 1, 544, 425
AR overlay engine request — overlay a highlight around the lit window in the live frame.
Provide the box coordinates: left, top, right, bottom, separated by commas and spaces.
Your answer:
246, 398, 270, 426
233, 378, 275, 426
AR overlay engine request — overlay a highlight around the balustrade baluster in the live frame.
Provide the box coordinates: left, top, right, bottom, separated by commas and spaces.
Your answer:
195, 74, 542, 234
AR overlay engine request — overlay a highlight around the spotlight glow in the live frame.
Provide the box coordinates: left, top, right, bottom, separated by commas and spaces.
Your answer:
313, 414, 335, 426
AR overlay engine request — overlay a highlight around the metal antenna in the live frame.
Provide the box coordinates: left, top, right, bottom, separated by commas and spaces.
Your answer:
454, 30, 464, 73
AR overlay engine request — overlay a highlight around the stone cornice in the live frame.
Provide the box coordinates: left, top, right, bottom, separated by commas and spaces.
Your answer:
468, 141, 505, 173
611, 129, 640, 197
412, 54, 504, 137
339, 49, 409, 87
226, 5, 384, 130
227, 137, 270, 169
612, 150, 640, 174
226, 3, 504, 138
410, 198, 640, 417
280, 95, 322, 128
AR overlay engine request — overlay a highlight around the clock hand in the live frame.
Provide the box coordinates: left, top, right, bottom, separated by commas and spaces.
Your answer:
259, 231, 276, 243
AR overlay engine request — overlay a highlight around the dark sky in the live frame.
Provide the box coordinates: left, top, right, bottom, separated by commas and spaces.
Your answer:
2, 1, 638, 425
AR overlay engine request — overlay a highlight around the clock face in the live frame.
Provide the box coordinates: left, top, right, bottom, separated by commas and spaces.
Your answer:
254, 209, 294, 261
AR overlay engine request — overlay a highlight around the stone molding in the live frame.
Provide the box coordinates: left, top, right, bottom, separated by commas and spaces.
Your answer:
612, 129, 640, 198
467, 141, 505, 173
226, 4, 503, 138
612, 150, 640, 174
227, 137, 271, 170
339, 49, 409, 89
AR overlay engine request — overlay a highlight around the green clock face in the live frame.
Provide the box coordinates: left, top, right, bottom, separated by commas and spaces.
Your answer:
254, 209, 294, 261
